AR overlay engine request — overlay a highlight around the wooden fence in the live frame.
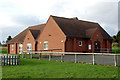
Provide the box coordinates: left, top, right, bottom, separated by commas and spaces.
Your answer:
22, 51, 120, 66
0, 55, 20, 66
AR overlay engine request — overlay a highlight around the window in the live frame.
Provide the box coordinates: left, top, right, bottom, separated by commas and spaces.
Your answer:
44, 41, 48, 50
95, 42, 97, 45
11, 45, 14, 51
19, 44, 23, 54
79, 41, 82, 46
27, 43, 31, 52
88, 45, 91, 50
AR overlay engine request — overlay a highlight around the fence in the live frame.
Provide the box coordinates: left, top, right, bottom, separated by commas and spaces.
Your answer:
22, 51, 120, 66
0, 55, 20, 66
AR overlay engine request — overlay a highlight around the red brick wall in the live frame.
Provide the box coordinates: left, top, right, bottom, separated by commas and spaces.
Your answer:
65, 38, 73, 52
65, 38, 88, 52
37, 16, 66, 52
23, 30, 36, 51
9, 43, 16, 54
90, 30, 103, 53
65, 29, 112, 53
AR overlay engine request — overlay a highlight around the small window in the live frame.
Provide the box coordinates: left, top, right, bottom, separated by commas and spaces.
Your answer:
12, 45, 14, 51
88, 45, 91, 50
19, 44, 23, 54
95, 43, 97, 45
79, 41, 82, 46
44, 41, 48, 50
27, 43, 31, 51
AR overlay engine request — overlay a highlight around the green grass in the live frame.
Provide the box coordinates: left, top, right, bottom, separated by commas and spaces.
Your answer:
2, 58, 119, 78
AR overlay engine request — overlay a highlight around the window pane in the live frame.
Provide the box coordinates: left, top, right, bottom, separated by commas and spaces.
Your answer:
79, 41, 82, 46
44, 41, 48, 50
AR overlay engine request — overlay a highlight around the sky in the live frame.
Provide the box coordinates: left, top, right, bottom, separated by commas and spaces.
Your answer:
0, 0, 119, 42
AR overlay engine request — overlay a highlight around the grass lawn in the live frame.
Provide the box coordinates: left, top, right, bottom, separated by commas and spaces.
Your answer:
2, 57, 119, 78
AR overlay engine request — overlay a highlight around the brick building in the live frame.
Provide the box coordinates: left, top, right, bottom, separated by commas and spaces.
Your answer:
7, 15, 113, 54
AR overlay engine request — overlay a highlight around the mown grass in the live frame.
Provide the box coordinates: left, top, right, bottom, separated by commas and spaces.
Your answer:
2, 58, 118, 78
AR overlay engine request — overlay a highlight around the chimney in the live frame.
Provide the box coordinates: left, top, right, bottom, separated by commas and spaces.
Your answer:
72, 17, 79, 20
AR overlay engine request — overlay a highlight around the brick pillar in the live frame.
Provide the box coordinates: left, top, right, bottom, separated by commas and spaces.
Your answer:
100, 39, 103, 53
107, 40, 110, 53
73, 38, 77, 52
15, 43, 17, 54
91, 41, 94, 53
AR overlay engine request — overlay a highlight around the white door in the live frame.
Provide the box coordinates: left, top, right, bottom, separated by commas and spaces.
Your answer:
27, 43, 31, 54
19, 44, 23, 54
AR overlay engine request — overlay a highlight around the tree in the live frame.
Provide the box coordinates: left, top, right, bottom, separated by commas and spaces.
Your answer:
116, 31, 120, 43
6, 36, 12, 42
113, 35, 117, 42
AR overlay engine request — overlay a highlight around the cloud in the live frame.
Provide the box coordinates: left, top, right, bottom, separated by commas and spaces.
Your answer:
0, 0, 119, 41
11, 14, 45, 26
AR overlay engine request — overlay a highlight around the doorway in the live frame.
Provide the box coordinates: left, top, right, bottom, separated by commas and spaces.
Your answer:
94, 41, 100, 53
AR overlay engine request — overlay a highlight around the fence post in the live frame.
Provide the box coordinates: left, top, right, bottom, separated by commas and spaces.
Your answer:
75, 54, 77, 63
12, 56, 13, 65
49, 53, 51, 61
9, 56, 11, 65
114, 54, 117, 66
6, 55, 8, 65
61, 53, 63, 62
17, 55, 19, 65
4, 56, 5, 66
22, 52, 24, 58
1, 56, 2, 66
15, 56, 16, 65
19, 55, 20, 65
39, 51, 42, 60
92, 53, 95, 65
31, 52, 32, 59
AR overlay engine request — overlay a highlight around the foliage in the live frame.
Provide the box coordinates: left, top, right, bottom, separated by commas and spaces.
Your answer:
113, 31, 120, 43
6, 36, 12, 43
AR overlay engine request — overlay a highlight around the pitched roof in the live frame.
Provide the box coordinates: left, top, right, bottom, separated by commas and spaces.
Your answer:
29, 29, 40, 40
51, 15, 112, 40
7, 24, 45, 44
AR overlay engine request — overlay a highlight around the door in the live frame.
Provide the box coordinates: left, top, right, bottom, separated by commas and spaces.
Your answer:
27, 43, 31, 54
94, 41, 100, 53
19, 44, 23, 54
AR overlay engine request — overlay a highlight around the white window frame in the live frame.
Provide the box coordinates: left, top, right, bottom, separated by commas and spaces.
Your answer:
79, 41, 82, 46
88, 45, 91, 50
11, 45, 14, 51
27, 43, 31, 54
44, 41, 48, 50
19, 44, 23, 54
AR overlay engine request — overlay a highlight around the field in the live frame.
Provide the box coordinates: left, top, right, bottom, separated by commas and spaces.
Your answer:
1, 47, 120, 78
2, 58, 119, 78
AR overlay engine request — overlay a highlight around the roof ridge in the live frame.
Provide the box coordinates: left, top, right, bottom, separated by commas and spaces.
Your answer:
51, 15, 98, 24
29, 23, 46, 28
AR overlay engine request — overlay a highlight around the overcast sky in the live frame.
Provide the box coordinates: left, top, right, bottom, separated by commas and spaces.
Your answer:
0, 0, 119, 42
